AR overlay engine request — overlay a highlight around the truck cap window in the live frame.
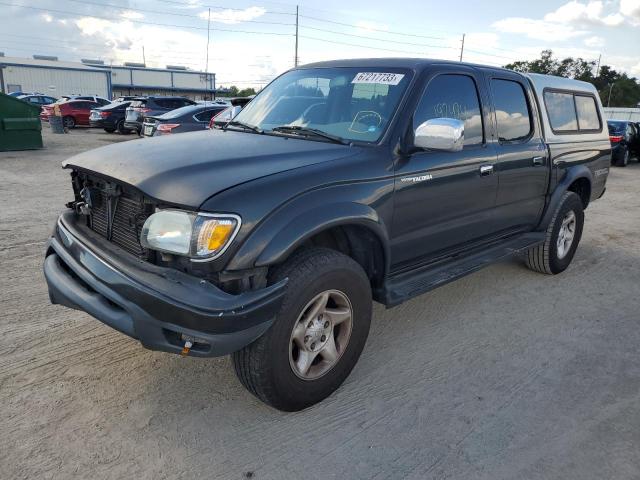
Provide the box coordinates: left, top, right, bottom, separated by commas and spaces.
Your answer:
231, 67, 411, 143
413, 74, 483, 147
544, 91, 578, 132
490, 79, 532, 142
574, 95, 600, 131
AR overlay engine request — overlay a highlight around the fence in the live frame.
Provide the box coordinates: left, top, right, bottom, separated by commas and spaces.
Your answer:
603, 108, 640, 121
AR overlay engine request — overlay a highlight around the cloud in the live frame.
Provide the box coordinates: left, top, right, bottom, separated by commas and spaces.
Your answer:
42, 13, 53, 23
120, 11, 144, 21
584, 35, 605, 47
620, 0, 640, 24
492, 17, 588, 41
198, 6, 266, 24
494, 1, 637, 41
544, 1, 625, 26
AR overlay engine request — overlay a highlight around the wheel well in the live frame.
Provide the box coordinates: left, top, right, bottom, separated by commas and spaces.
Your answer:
291, 225, 386, 290
568, 177, 591, 209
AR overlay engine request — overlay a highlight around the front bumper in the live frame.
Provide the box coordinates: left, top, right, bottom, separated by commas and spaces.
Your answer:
43, 213, 286, 357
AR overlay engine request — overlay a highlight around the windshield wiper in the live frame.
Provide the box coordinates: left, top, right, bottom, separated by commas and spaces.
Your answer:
271, 125, 348, 145
224, 120, 263, 134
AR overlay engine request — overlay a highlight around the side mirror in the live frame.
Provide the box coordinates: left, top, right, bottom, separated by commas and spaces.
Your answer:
414, 118, 464, 152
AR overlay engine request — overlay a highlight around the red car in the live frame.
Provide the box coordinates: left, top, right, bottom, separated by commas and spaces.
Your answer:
40, 100, 101, 128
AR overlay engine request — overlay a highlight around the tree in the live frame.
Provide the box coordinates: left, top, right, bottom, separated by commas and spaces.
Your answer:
504, 50, 640, 108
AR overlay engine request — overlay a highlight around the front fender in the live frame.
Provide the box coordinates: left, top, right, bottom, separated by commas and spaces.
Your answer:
225, 177, 393, 272
256, 202, 389, 267
537, 164, 593, 231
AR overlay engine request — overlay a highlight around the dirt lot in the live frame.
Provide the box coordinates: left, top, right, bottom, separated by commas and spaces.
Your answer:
1, 127, 639, 480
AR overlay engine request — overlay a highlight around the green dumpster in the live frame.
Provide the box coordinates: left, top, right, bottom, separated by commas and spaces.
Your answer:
0, 92, 43, 151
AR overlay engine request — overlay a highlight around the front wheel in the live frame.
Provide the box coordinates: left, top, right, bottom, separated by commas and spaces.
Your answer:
232, 248, 372, 411
525, 191, 584, 274
618, 148, 629, 167
104, 127, 116, 133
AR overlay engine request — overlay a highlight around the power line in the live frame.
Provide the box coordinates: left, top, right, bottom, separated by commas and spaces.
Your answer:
299, 14, 451, 40
59, 0, 296, 26
299, 35, 434, 56
0, 2, 294, 35
299, 25, 456, 50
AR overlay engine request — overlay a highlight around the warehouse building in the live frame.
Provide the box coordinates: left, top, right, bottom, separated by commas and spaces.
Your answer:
0, 55, 216, 101
0, 55, 111, 98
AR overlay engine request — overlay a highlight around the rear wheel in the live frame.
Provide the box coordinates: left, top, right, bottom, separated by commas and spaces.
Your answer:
525, 191, 584, 275
618, 148, 629, 167
116, 120, 131, 134
63, 116, 75, 129
232, 248, 372, 411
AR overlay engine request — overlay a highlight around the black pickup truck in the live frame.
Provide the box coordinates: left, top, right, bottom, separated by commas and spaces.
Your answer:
44, 59, 610, 411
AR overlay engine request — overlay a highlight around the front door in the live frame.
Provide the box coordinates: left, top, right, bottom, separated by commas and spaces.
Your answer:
391, 69, 499, 269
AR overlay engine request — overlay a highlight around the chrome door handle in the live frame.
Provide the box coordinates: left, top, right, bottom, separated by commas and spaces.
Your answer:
479, 164, 494, 176
532, 156, 545, 166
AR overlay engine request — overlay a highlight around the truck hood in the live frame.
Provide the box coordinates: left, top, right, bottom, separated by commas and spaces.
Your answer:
63, 129, 360, 208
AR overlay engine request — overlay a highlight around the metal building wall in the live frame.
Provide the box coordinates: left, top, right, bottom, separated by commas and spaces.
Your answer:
2, 65, 109, 97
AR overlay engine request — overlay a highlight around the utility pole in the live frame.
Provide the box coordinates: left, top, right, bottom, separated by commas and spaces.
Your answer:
142, 45, 146, 66
459, 33, 465, 62
206, 7, 211, 100
595, 54, 601, 78
294, 5, 299, 67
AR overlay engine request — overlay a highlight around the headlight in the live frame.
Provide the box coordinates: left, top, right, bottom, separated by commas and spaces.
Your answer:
140, 210, 240, 260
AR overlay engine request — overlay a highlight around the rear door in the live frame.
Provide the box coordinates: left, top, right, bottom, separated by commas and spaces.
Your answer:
391, 67, 499, 267
488, 73, 548, 233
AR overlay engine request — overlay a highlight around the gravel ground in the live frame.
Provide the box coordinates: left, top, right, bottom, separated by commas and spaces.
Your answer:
1, 128, 639, 480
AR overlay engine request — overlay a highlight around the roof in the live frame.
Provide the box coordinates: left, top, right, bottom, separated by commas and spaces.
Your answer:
0, 56, 107, 72
301, 57, 513, 73
525, 72, 599, 95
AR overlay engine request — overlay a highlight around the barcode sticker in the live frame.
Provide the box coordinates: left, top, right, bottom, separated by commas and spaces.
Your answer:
351, 72, 405, 85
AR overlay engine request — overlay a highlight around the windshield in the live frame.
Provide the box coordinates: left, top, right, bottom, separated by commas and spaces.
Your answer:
233, 67, 411, 143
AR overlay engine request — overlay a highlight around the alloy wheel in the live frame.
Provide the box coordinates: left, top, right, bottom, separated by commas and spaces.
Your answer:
289, 289, 353, 380
557, 210, 576, 259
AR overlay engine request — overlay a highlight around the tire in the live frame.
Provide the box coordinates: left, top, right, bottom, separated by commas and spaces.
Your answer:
116, 120, 130, 134
104, 127, 116, 133
232, 248, 372, 411
63, 116, 75, 129
525, 191, 584, 275
619, 148, 629, 167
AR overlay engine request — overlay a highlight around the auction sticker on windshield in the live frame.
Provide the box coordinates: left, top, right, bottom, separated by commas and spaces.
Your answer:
351, 72, 405, 85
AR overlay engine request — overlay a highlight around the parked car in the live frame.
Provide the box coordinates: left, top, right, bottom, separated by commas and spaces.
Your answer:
40, 99, 100, 128
112, 96, 137, 103
89, 101, 133, 134
44, 60, 610, 412
142, 104, 227, 137
607, 120, 640, 166
8, 91, 29, 97
124, 96, 196, 134
208, 97, 252, 129
54, 95, 111, 106
17, 94, 58, 109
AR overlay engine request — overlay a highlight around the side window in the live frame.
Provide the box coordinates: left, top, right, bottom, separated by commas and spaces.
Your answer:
414, 74, 483, 146
544, 91, 578, 132
574, 95, 600, 131
28, 97, 40, 104
195, 109, 221, 122
490, 79, 532, 142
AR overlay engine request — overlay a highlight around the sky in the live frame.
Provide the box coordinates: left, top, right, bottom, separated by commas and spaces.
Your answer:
0, 0, 639, 88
